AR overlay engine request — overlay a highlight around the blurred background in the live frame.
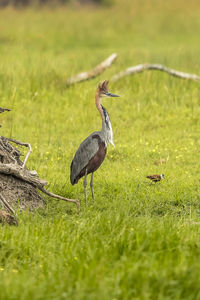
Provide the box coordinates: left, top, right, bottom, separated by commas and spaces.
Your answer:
0, 0, 111, 6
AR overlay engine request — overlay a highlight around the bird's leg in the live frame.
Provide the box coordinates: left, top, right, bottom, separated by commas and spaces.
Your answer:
90, 172, 94, 201
84, 168, 88, 204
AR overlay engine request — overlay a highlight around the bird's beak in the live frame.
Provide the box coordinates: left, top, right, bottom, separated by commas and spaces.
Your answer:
104, 92, 120, 97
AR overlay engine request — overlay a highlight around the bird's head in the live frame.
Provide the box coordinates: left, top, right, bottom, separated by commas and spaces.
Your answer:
97, 80, 120, 98
160, 174, 165, 179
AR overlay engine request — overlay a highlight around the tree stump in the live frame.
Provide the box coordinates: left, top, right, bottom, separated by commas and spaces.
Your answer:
0, 136, 44, 211
0, 108, 80, 225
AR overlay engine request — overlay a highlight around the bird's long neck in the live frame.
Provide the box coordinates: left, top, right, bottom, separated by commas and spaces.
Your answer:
95, 92, 114, 146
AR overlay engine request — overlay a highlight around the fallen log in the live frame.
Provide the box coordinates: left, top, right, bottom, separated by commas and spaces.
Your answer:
112, 64, 200, 82
66, 53, 117, 85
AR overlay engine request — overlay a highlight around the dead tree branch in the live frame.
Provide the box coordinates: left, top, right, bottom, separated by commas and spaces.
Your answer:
6, 138, 32, 168
39, 187, 80, 213
0, 136, 23, 165
0, 109, 80, 215
0, 194, 15, 214
0, 163, 47, 188
67, 53, 117, 85
112, 64, 200, 82
0, 162, 80, 212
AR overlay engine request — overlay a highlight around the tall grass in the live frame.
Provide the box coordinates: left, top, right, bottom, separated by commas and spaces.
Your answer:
0, 0, 200, 299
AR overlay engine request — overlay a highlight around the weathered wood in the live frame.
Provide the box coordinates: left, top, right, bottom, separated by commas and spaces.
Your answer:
0, 193, 15, 214
0, 172, 44, 211
0, 163, 48, 188
0, 136, 22, 165
112, 64, 200, 82
67, 53, 117, 85
0, 162, 80, 212
6, 138, 32, 168
0, 136, 80, 215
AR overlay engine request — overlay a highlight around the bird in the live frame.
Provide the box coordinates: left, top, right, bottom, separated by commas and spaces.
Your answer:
0, 107, 11, 114
0, 107, 11, 128
146, 174, 165, 182
70, 80, 119, 203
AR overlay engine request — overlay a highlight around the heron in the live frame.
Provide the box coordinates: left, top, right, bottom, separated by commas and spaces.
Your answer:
70, 80, 120, 203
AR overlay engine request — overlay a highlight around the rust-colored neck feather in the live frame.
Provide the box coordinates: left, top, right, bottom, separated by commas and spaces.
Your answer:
95, 87, 104, 122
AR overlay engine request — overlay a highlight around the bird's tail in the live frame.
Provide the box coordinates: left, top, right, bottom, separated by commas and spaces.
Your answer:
70, 162, 76, 185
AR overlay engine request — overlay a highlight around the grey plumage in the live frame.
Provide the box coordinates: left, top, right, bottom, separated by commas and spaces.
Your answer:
70, 132, 100, 185
70, 104, 114, 186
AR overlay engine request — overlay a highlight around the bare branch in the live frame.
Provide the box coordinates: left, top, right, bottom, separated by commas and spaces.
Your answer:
0, 163, 80, 212
0, 125, 79, 214
0, 194, 15, 215
67, 53, 118, 85
112, 64, 200, 82
6, 138, 32, 168
39, 187, 80, 213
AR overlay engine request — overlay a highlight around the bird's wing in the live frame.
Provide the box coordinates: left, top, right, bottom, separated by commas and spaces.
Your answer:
70, 133, 100, 184
152, 175, 159, 179
147, 175, 160, 181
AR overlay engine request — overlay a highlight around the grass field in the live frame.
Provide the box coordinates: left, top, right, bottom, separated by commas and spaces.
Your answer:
0, 0, 200, 299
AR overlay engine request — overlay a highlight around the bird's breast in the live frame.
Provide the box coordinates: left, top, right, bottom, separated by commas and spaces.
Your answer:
87, 134, 107, 173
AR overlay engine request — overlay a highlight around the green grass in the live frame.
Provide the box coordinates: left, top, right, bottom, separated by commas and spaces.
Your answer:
0, 0, 200, 299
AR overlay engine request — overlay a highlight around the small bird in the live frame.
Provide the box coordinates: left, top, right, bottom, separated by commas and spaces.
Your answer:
70, 80, 119, 203
0, 108, 11, 127
0, 107, 11, 114
146, 174, 165, 182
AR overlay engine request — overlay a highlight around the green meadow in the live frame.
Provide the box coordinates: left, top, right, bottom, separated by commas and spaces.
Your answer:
0, 0, 200, 298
